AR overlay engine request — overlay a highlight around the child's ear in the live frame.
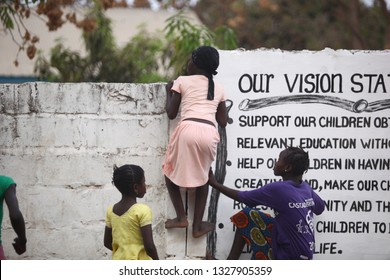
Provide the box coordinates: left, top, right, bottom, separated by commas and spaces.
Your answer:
284, 164, 293, 173
133, 184, 139, 195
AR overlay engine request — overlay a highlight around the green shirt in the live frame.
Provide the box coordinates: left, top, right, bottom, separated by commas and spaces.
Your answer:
0, 176, 16, 245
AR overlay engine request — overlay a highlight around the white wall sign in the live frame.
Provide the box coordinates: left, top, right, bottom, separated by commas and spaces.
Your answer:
208, 49, 390, 260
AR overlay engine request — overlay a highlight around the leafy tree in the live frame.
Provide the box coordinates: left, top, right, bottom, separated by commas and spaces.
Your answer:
34, 3, 166, 82
3, 0, 390, 63
164, 10, 237, 78
0, 0, 129, 65
34, 8, 237, 82
1, 0, 43, 65
191, 0, 390, 50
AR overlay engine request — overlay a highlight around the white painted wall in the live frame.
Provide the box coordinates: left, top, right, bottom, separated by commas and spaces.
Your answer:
0, 82, 208, 259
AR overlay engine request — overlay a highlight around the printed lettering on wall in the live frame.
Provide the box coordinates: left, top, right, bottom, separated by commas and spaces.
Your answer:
208, 49, 390, 260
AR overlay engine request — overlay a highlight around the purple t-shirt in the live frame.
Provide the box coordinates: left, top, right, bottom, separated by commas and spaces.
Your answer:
238, 180, 325, 260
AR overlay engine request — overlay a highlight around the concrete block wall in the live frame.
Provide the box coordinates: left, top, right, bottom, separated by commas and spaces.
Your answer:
0, 82, 207, 259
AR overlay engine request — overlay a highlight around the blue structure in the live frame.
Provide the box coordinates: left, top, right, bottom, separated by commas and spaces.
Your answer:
0, 76, 39, 83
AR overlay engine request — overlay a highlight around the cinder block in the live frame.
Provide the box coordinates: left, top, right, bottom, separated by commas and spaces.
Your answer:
35, 83, 101, 114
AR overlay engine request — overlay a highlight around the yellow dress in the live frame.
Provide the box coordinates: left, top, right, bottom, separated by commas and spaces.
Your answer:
105, 203, 152, 260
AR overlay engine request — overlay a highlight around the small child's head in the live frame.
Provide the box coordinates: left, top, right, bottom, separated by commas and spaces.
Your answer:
112, 164, 146, 197
274, 147, 310, 176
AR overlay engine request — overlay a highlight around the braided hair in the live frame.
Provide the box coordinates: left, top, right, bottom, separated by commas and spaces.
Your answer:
191, 46, 220, 100
112, 164, 144, 195
284, 147, 310, 176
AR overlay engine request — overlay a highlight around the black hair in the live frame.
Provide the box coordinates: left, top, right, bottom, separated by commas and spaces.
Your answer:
284, 147, 310, 176
191, 46, 219, 100
112, 164, 144, 195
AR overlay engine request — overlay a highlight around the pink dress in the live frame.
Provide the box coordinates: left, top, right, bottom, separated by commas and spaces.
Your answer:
162, 75, 226, 188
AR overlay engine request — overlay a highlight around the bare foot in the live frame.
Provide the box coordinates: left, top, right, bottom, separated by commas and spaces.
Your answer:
192, 222, 215, 238
165, 218, 189, 229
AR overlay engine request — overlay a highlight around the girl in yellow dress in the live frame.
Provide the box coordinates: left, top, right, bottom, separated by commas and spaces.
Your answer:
104, 164, 159, 260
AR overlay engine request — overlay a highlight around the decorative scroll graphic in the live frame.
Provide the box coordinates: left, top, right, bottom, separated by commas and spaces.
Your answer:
239, 95, 390, 113
207, 100, 233, 257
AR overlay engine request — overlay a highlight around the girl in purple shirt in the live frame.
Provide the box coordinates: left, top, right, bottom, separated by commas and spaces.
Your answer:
208, 147, 325, 260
